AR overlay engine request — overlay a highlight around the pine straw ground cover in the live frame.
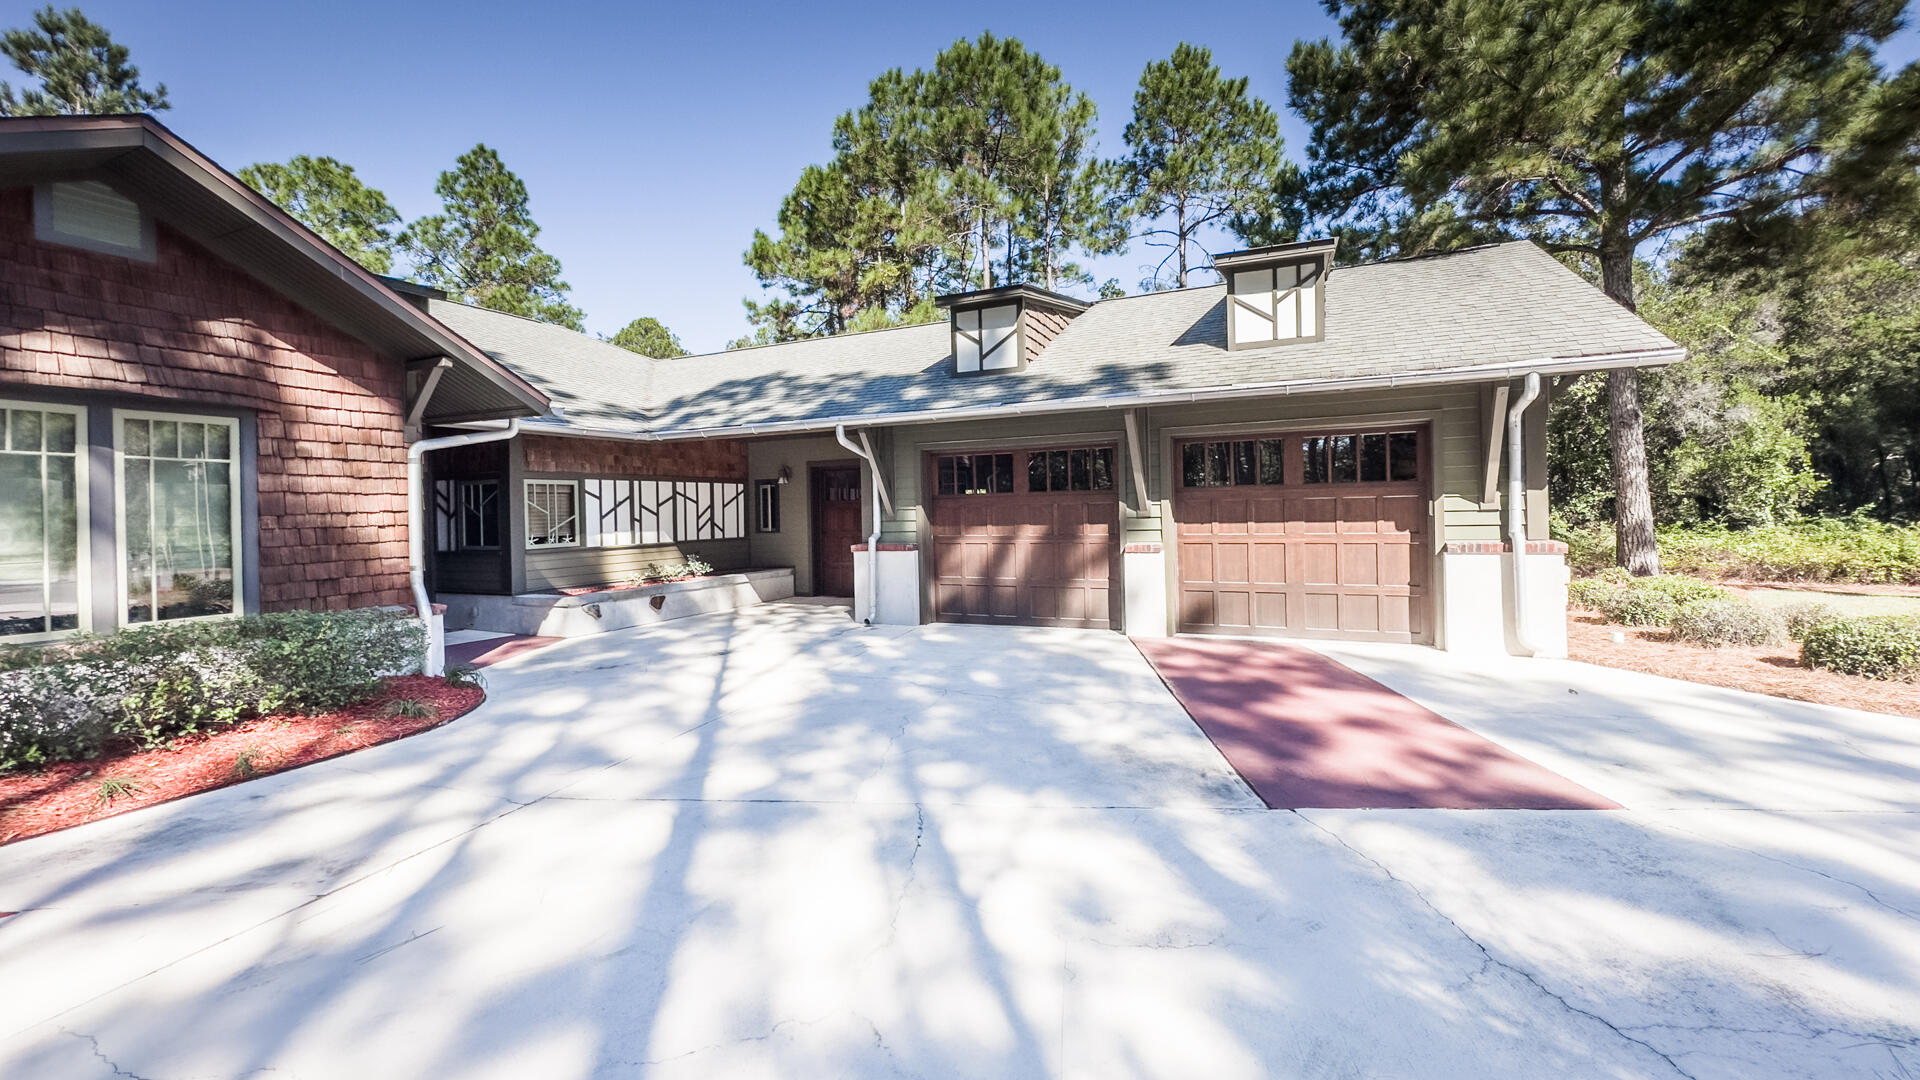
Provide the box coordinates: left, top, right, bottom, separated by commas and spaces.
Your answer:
1566, 611, 1920, 718
0, 675, 482, 847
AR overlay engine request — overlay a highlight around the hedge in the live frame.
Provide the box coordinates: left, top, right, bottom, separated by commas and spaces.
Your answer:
1559, 517, 1920, 584
1569, 571, 1730, 626
0, 609, 423, 771
1799, 616, 1920, 681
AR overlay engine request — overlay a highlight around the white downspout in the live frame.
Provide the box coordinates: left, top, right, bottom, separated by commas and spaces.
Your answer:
408, 418, 519, 672
1506, 372, 1543, 656
835, 423, 881, 625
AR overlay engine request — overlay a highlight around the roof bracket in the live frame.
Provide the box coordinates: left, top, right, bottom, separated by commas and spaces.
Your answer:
1480, 380, 1510, 507
856, 428, 893, 515
1123, 409, 1151, 513
405, 357, 454, 442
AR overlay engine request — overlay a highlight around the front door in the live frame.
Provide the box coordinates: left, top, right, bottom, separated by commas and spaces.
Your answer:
811, 464, 862, 596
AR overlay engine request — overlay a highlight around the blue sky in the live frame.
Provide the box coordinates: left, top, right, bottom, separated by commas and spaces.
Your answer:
40, 2, 1920, 353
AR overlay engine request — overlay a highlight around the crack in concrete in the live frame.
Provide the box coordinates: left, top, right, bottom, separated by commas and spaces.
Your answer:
617, 1014, 830, 1068
1297, 813, 1703, 1080
1649, 818, 1920, 927
66, 1029, 155, 1080
1619, 1019, 1920, 1051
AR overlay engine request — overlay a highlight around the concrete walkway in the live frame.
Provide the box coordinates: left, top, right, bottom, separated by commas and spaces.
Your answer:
1, 603, 1917, 1078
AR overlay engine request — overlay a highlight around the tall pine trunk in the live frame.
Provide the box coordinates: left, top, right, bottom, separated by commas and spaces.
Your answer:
1599, 236, 1660, 576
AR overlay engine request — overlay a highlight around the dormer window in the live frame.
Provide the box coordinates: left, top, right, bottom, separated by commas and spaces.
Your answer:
937, 284, 1090, 377
1216, 238, 1336, 350
34, 180, 155, 262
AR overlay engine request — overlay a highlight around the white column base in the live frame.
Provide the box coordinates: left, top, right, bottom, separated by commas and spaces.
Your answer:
1123, 544, 1168, 638
1439, 544, 1567, 658
853, 544, 922, 625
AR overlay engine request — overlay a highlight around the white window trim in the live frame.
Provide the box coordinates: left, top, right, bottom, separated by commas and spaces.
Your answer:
756, 479, 781, 534
34, 181, 158, 263
0, 399, 90, 643
524, 479, 581, 549
112, 409, 244, 628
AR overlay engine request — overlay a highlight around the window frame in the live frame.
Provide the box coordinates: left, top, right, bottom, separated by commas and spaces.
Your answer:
455, 478, 500, 551
1224, 256, 1326, 351
755, 479, 781, 534
523, 479, 581, 549
0, 399, 91, 643
34, 181, 158, 263
112, 408, 244, 629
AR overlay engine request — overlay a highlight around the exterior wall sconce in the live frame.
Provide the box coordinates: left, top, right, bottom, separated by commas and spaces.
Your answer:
777, 466, 792, 485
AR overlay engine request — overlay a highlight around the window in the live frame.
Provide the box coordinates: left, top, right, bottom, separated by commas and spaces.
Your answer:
1025, 447, 1115, 492
451, 480, 499, 550
952, 303, 1021, 374
756, 479, 781, 533
1226, 259, 1322, 348
36, 181, 155, 261
524, 480, 579, 547
1302, 430, 1419, 485
935, 453, 1015, 496
1180, 439, 1285, 488
0, 403, 86, 640
117, 412, 241, 625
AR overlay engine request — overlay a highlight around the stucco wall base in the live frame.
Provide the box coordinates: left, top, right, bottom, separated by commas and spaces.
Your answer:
853, 548, 921, 625
1123, 548, 1169, 638
1440, 551, 1568, 658
441, 568, 794, 637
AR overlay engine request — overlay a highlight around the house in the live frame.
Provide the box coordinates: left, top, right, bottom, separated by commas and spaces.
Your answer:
413, 239, 1680, 656
0, 115, 545, 665
0, 115, 1683, 663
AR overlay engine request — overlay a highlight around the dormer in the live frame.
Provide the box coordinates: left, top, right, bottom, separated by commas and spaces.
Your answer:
1215, 238, 1337, 350
936, 284, 1090, 376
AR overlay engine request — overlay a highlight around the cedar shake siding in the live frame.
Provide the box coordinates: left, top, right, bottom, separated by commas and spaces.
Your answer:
521, 433, 745, 480
0, 187, 411, 613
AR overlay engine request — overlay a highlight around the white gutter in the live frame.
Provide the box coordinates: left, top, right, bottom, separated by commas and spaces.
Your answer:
408, 419, 519, 672
497, 346, 1685, 444
835, 423, 882, 625
1506, 372, 1543, 657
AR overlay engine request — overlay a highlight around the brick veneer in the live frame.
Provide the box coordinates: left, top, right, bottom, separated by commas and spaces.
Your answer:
0, 187, 412, 611
522, 432, 745, 480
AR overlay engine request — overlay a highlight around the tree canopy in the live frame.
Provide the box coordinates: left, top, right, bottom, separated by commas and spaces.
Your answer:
1287, 0, 1920, 571
1112, 43, 1295, 290
239, 156, 401, 273
608, 316, 687, 358
0, 6, 167, 116
743, 33, 1118, 342
400, 145, 584, 331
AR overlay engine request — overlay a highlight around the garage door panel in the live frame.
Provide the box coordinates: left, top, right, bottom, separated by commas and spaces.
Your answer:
928, 448, 1117, 630
1176, 428, 1430, 644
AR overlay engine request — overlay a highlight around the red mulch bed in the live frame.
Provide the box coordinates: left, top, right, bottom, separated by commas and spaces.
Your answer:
1566, 610, 1920, 719
0, 675, 483, 847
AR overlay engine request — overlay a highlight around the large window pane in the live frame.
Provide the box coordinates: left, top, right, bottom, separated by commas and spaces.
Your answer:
1, 405, 83, 638
1181, 442, 1205, 487
1360, 433, 1388, 482
1092, 448, 1114, 491
1331, 435, 1358, 483
1302, 436, 1329, 484
1232, 441, 1256, 486
123, 414, 238, 624
1390, 432, 1419, 481
1258, 440, 1285, 485
1027, 452, 1048, 493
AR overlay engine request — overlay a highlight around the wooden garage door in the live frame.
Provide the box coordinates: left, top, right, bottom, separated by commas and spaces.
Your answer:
927, 446, 1118, 629
1174, 428, 1431, 643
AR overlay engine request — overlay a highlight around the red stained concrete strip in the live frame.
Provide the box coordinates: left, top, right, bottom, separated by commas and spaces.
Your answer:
1136, 637, 1619, 810
445, 635, 562, 670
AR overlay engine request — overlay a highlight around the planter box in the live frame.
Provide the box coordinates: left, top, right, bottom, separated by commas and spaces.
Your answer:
440, 568, 796, 637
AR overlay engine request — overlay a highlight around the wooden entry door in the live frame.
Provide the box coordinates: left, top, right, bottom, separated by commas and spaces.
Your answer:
811, 464, 862, 596
1173, 427, 1431, 643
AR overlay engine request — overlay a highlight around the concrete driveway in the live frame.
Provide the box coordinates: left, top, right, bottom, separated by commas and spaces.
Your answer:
1, 602, 1917, 1079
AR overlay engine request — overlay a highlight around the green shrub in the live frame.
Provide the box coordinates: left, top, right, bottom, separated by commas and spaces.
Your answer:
384, 698, 431, 719
1779, 601, 1838, 641
1799, 616, 1920, 680
1595, 575, 1731, 626
1669, 598, 1788, 647
0, 608, 423, 771
1567, 567, 1632, 609
1558, 517, 1920, 585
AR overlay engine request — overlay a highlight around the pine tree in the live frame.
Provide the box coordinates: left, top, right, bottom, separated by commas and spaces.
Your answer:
240, 156, 401, 273
0, 6, 167, 116
1114, 44, 1294, 290
1288, 0, 1919, 574
401, 145, 584, 331
608, 317, 687, 358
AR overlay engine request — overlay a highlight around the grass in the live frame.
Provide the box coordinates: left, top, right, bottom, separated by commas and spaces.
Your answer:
1729, 586, 1920, 618
383, 698, 432, 719
91, 775, 142, 807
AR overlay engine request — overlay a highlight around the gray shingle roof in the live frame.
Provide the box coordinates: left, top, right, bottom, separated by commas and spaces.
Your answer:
438, 241, 1679, 439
